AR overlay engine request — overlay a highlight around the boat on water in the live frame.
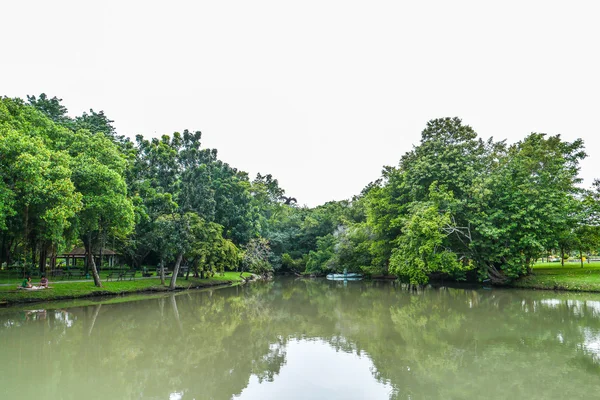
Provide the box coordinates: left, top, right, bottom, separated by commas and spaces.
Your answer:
326, 273, 363, 281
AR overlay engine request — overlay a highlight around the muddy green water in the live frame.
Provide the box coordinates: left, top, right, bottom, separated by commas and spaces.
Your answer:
2, 278, 600, 399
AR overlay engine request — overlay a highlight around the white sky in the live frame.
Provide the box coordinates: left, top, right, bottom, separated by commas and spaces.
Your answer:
2, 0, 599, 206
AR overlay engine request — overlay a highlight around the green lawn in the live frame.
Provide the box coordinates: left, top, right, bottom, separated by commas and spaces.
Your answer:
513, 261, 600, 292
0, 271, 252, 305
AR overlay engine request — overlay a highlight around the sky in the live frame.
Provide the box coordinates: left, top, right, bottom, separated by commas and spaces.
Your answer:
2, 0, 599, 206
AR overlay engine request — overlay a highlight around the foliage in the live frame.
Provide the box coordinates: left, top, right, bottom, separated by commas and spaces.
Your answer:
305, 234, 337, 274
242, 238, 273, 277
2, 94, 598, 287
390, 196, 466, 284
365, 119, 589, 284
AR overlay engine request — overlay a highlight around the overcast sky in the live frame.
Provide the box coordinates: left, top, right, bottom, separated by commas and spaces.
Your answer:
2, 0, 599, 206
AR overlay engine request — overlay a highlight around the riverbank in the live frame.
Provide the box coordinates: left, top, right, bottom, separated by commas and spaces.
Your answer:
306, 263, 600, 294
512, 262, 600, 292
0, 272, 253, 306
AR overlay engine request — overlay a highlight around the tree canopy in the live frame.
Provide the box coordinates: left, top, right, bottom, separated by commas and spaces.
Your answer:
1, 96, 597, 286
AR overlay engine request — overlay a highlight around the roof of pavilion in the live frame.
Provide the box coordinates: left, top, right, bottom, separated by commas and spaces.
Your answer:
60, 247, 118, 257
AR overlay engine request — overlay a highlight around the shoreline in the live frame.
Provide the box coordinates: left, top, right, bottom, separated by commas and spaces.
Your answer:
4, 267, 600, 308
0, 272, 254, 307
510, 277, 600, 293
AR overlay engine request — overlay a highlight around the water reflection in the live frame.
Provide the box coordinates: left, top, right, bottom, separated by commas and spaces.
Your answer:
1, 279, 600, 399
237, 339, 393, 400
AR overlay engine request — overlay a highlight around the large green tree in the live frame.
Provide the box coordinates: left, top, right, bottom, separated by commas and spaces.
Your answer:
66, 131, 135, 286
469, 133, 585, 282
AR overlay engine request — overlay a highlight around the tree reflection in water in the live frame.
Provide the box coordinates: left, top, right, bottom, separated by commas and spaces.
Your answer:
1, 279, 600, 399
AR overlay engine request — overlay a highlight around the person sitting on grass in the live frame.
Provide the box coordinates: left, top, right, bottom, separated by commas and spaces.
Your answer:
39, 275, 49, 288
21, 276, 32, 288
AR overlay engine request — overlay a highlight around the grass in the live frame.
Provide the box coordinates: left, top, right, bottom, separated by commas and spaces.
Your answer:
0, 271, 252, 305
0, 269, 142, 285
513, 261, 600, 292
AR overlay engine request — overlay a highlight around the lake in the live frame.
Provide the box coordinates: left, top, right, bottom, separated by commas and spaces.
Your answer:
1, 277, 600, 399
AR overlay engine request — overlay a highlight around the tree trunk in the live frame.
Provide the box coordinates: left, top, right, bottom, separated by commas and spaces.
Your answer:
23, 205, 28, 271
7, 238, 15, 266
487, 263, 510, 285
0, 233, 4, 267
561, 247, 565, 267
86, 233, 103, 287
38, 244, 47, 273
580, 249, 584, 268
31, 243, 36, 273
169, 252, 183, 290
99, 244, 103, 271
50, 243, 57, 270
160, 258, 165, 286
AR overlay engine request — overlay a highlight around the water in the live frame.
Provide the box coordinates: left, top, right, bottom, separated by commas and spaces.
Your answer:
1, 278, 600, 399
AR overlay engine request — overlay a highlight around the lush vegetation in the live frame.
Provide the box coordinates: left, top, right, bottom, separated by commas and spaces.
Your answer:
1, 95, 599, 289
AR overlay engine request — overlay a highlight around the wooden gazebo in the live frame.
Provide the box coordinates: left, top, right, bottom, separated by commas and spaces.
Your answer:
60, 248, 119, 269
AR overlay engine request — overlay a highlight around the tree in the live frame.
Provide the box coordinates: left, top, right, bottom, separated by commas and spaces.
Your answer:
305, 234, 337, 275
26, 93, 73, 127
75, 109, 117, 139
470, 133, 585, 282
365, 119, 587, 284
365, 167, 410, 274
191, 221, 240, 278
0, 127, 82, 270
0, 97, 84, 270
209, 161, 258, 245
389, 195, 466, 285
574, 225, 600, 266
242, 238, 273, 277
68, 131, 135, 287
400, 117, 492, 202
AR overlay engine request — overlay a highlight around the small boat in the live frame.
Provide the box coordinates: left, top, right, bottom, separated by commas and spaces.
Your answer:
326, 273, 363, 281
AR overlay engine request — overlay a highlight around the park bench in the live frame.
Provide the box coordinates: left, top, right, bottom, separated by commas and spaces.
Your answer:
118, 270, 136, 281
178, 266, 189, 277
67, 270, 87, 280
106, 271, 120, 281
50, 269, 65, 278
156, 267, 172, 276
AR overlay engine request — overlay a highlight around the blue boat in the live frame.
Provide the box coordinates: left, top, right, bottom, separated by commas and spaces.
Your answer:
326, 269, 363, 280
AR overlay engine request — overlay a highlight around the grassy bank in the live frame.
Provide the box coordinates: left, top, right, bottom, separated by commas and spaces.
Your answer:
513, 261, 600, 292
0, 272, 252, 305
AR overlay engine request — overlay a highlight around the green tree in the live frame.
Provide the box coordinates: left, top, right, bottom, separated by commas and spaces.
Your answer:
0, 127, 82, 270
26, 93, 73, 127
389, 194, 465, 285
305, 234, 337, 275
242, 238, 273, 277
192, 221, 240, 277
68, 131, 135, 286
470, 133, 585, 282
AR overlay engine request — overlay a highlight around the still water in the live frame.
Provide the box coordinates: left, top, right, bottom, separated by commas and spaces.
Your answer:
1, 278, 600, 399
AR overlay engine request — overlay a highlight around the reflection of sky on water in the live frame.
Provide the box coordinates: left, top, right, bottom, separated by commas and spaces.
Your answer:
539, 299, 600, 317
53, 309, 75, 327
236, 339, 393, 400
538, 298, 600, 360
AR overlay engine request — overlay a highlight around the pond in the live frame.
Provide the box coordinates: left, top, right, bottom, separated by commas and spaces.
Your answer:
1, 277, 600, 399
